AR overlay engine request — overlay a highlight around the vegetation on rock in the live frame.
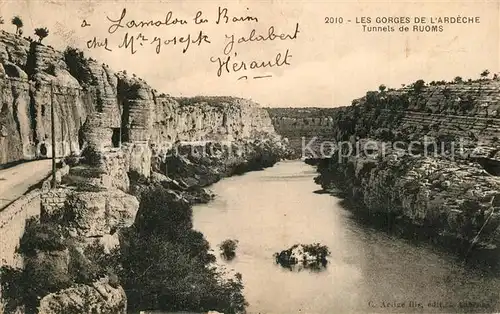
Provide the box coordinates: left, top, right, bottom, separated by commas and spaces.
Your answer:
219, 239, 239, 261
11, 16, 23, 35
274, 243, 331, 271
0, 218, 108, 314
34, 27, 49, 43
63, 46, 93, 85
116, 186, 248, 313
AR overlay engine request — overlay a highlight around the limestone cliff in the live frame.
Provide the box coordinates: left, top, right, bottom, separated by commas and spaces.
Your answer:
0, 30, 278, 166
315, 150, 500, 250
272, 78, 500, 256
267, 108, 340, 158
0, 28, 286, 314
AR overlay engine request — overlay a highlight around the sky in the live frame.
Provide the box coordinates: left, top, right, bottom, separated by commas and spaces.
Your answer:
1, 0, 499, 107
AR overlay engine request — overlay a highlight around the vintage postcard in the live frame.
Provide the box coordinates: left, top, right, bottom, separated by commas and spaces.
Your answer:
0, 0, 499, 313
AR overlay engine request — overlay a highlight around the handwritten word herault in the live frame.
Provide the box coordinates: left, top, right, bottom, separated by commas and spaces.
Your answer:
210, 49, 292, 77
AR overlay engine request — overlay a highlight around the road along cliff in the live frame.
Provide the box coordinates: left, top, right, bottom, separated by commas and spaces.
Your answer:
0, 29, 289, 314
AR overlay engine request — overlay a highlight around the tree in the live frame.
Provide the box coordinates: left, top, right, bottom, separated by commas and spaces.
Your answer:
34, 27, 49, 43
11, 16, 23, 35
480, 69, 490, 79
454, 76, 463, 84
219, 239, 238, 260
378, 84, 387, 93
413, 79, 426, 93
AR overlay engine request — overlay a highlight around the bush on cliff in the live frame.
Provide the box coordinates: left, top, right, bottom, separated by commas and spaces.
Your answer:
120, 232, 246, 313
0, 266, 25, 313
117, 186, 247, 313
64, 47, 93, 85
0, 218, 109, 314
1, 219, 72, 313
274, 243, 331, 271
134, 186, 193, 238
81, 145, 103, 166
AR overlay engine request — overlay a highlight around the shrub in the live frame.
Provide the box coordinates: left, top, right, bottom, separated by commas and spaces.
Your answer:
81, 145, 102, 166
219, 239, 238, 261
0, 266, 25, 313
19, 218, 66, 256
63, 47, 92, 84
68, 246, 103, 284
412, 79, 426, 93
134, 186, 193, 238
45, 63, 56, 75
118, 186, 247, 313
2, 219, 72, 313
73, 181, 107, 192
11, 16, 23, 35
34, 27, 49, 43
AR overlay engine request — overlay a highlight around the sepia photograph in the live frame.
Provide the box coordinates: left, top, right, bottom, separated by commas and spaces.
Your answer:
0, 0, 499, 313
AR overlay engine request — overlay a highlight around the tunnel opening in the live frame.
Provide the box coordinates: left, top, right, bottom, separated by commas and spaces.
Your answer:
39, 143, 47, 157
112, 128, 121, 148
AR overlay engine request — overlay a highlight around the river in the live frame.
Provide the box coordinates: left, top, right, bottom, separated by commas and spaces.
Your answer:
192, 160, 500, 314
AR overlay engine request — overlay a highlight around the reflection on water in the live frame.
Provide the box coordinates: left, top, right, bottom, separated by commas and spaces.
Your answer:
192, 161, 500, 314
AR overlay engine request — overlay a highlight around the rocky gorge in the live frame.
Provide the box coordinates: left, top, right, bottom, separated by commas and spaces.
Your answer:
0, 29, 289, 314
269, 78, 500, 261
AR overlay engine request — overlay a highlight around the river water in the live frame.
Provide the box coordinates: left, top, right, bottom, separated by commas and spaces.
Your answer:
192, 161, 500, 314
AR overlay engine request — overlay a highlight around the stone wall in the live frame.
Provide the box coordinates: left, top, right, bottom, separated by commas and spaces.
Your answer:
0, 190, 41, 268
0, 189, 42, 313
0, 164, 69, 268
41, 187, 72, 217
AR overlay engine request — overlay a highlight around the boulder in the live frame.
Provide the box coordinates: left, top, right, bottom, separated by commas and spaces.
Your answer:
38, 279, 126, 314
274, 243, 330, 270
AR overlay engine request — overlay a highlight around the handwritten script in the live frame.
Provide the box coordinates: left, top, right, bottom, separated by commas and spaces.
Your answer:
82, 7, 300, 79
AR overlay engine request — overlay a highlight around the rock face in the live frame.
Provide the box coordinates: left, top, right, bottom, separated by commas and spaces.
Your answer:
38, 280, 127, 314
271, 78, 500, 255
267, 108, 340, 158
273, 78, 500, 254
0, 30, 278, 165
0, 29, 288, 314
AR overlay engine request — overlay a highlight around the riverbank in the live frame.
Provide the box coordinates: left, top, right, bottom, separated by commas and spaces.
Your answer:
123, 138, 289, 313
0, 137, 289, 314
311, 151, 500, 266
193, 160, 500, 313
